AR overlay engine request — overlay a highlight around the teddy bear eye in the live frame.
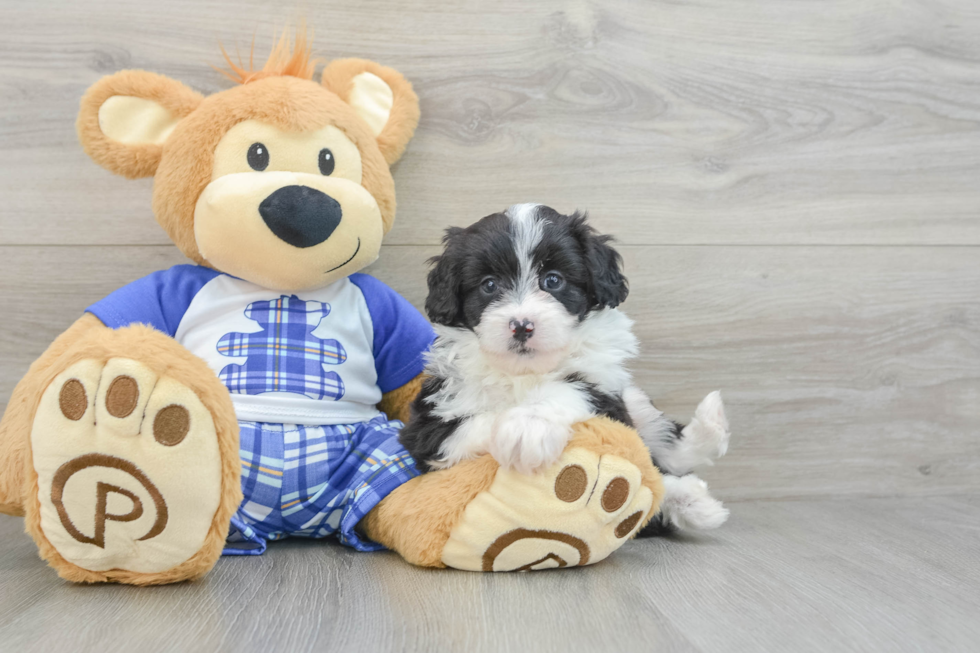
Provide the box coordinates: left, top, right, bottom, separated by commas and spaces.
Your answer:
247, 143, 269, 171
318, 148, 335, 176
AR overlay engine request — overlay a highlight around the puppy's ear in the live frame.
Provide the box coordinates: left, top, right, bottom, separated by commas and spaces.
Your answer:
573, 213, 629, 309
77, 70, 203, 179
425, 227, 466, 326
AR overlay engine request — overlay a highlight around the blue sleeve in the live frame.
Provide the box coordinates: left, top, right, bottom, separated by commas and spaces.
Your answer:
349, 274, 435, 394
86, 265, 221, 337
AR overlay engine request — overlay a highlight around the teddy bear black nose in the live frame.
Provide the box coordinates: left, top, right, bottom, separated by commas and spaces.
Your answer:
258, 185, 342, 248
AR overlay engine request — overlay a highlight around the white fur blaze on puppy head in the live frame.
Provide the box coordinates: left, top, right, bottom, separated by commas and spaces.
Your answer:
505, 203, 545, 291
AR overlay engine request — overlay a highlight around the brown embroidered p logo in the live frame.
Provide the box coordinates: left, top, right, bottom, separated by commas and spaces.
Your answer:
50, 453, 168, 548
482, 528, 591, 572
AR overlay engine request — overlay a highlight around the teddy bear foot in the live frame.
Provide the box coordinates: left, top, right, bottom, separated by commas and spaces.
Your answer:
26, 355, 238, 584
444, 442, 660, 571
365, 416, 665, 572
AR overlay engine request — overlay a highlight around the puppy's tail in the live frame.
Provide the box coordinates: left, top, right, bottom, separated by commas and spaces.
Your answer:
683, 390, 730, 459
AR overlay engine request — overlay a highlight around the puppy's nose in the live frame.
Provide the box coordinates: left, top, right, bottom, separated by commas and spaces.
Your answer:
259, 185, 342, 248
509, 318, 534, 343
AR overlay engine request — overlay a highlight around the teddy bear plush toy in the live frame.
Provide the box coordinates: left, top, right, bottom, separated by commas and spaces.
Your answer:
0, 31, 664, 584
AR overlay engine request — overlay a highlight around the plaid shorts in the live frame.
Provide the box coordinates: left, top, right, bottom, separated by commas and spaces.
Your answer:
223, 415, 419, 556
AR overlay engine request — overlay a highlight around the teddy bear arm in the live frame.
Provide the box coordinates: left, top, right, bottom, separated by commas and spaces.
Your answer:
0, 313, 107, 514
377, 372, 425, 424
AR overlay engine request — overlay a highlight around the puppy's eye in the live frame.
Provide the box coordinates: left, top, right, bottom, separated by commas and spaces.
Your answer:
542, 271, 565, 291
318, 148, 335, 175
247, 143, 269, 171
480, 277, 498, 294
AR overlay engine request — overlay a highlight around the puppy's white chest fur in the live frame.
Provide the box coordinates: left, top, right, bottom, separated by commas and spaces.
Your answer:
423, 308, 639, 471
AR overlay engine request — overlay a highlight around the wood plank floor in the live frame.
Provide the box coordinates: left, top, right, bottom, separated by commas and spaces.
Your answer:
1, 0, 978, 651
2, 496, 979, 653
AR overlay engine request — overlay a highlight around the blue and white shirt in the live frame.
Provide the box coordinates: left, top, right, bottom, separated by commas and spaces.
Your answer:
87, 265, 434, 426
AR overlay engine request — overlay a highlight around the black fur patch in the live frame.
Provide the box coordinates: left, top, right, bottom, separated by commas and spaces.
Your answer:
635, 512, 676, 538
424, 213, 518, 328
670, 420, 685, 441
534, 208, 629, 312
397, 375, 463, 473
566, 374, 634, 428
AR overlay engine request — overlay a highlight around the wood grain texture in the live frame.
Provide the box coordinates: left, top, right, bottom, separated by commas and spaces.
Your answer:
0, 244, 977, 500
2, 496, 978, 652
2, 0, 980, 246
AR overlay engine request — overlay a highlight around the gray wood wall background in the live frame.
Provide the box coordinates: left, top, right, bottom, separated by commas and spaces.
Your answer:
1, 0, 978, 503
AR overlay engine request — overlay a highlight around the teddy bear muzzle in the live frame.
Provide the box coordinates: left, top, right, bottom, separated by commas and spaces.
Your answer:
192, 170, 384, 291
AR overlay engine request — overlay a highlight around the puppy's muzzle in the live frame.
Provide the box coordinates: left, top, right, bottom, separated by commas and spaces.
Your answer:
509, 318, 535, 343
259, 185, 342, 248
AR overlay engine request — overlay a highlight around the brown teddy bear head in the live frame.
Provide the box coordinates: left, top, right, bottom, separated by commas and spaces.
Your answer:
77, 31, 419, 291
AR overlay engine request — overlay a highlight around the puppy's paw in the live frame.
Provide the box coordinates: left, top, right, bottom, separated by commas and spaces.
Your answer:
660, 474, 729, 531
682, 390, 731, 463
491, 409, 570, 475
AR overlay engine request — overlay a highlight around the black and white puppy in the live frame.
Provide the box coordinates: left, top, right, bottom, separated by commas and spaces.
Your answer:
399, 204, 731, 531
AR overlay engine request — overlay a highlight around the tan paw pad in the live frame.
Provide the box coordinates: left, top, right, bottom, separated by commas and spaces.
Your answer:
31, 358, 222, 574
442, 446, 655, 572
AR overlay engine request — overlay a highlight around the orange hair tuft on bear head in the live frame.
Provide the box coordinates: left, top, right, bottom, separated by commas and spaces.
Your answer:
216, 22, 321, 85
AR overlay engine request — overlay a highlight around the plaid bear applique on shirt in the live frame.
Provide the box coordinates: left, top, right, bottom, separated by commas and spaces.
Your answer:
217, 295, 348, 400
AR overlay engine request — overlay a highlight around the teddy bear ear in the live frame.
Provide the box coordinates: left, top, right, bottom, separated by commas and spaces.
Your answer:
321, 59, 420, 165
77, 70, 203, 179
